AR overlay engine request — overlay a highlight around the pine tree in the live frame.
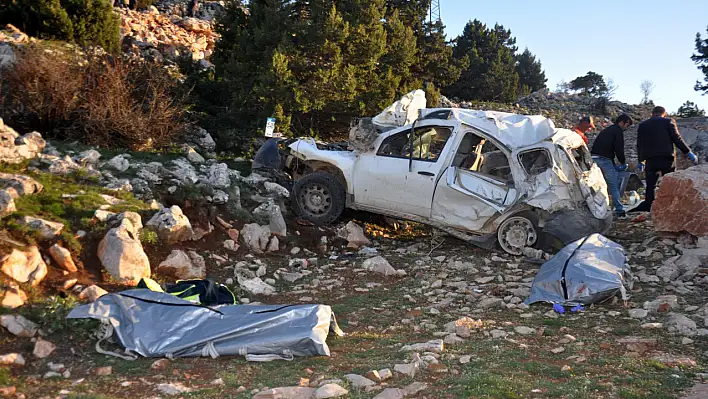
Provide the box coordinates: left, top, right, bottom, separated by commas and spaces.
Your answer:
692, 26, 708, 94
515, 48, 547, 95
445, 19, 519, 102
569, 71, 607, 97
676, 101, 706, 118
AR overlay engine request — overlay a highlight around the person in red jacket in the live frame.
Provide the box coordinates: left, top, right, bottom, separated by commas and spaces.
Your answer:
572, 116, 594, 145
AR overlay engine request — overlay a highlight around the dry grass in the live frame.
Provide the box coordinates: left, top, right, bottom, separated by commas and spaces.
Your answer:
0, 44, 188, 150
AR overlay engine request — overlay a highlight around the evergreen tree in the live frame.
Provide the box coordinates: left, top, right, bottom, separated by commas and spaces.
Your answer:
515, 48, 547, 95
676, 101, 706, 118
445, 19, 519, 102
692, 26, 708, 94
569, 71, 607, 97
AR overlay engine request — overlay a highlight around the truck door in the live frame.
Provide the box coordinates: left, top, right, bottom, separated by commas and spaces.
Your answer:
351, 120, 458, 218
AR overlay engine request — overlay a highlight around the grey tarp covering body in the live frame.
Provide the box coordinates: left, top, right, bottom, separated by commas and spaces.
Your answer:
524, 234, 628, 306
67, 289, 343, 359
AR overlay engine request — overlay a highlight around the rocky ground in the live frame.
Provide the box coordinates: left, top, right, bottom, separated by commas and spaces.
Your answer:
1, 116, 708, 399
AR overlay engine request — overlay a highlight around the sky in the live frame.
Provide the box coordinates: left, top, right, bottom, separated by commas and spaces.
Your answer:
439, 0, 708, 112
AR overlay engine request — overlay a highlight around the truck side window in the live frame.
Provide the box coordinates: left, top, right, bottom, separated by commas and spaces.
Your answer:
453, 132, 512, 182
377, 127, 452, 162
519, 149, 552, 176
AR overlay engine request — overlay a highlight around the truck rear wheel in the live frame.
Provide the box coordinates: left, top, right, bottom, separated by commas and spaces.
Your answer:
291, 172, 346, 225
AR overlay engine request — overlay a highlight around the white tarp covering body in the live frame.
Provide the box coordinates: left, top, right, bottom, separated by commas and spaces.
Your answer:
67, 290, 343, 359
525, 234, 628, 306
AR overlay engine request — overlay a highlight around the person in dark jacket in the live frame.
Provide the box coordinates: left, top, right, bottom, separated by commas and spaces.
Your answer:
631, 106, 698, 212
591, 114, 633, 217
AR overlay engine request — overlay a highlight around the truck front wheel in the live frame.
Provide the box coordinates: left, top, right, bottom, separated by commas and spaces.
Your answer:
291, 172, 346, 225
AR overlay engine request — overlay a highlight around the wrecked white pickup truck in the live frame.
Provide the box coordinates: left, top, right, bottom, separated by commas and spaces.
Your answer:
268, 91, 614, 255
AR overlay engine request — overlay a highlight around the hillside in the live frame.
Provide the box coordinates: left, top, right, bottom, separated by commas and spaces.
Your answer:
1, 2, 708, 399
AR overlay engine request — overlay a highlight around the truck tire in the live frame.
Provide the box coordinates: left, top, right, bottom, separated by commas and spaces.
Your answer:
291, 172, 346, 225
496, 211, 540, 255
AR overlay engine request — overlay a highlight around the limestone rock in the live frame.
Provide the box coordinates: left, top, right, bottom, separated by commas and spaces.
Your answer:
1, 246, 48, 286
1, 282, 26, 309
400, 339, 444, 353
0, 314, 37, 337
33, 339, 56, 358
0, 173, 43, 198
186, 126, 216, 153
344, 374, 376, 389
157, 249, 206, 280
362, 256, 397, 276
205, 163, 231, 189
236, 274, 276, 296
651, 164, 708, 236
403, 382, 428, 397
170, 158, 199, 184
146, 205, 194, 244
253, 201, 287, 236
264, 181, 290, 198
644, 295, 679, 313
76, 149, 101, 165
79, 285, 108, 302
157, 382, 193, 396
185, 146, 205, 164
49, 244, 78, 273
314, 384, 348, 398
98, 217, 151, 285
338, 221, 370, 248
241, 223, 271, 254
628, 309, 648, 319
514, 326, 536, 335
104, 154, 131, 172
0, 125, 45, 164
373, 388, 405, 399
252, 387, 316, 399
0, 353, 25, 366
655, 263, 679, 282
666, 313, 698, 336
0, 189, 15, 217
18, 216, 64, 240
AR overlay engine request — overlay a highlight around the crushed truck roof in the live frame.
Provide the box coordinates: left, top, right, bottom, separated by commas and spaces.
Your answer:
420, 108, 558, 150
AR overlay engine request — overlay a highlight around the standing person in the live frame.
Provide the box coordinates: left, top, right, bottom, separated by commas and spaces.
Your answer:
591, 114, 633, 217
631, 106, 698, 212
572, 116, 595, 145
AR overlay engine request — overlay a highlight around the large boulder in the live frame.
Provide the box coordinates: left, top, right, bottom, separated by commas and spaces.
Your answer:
157, 250, 206, 280
0, 120, 45, 164
17, 216, 64, 241
1, 246, 48, 286
652, 164, 708, 236
146, 206, 194, 244
97, 216, 151, 285
0, 173, 43, 198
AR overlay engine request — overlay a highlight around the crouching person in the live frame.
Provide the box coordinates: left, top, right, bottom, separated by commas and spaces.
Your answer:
591, 114, 633, 218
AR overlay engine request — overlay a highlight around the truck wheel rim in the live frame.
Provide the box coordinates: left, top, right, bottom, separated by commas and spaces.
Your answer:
300, 184, 331, 216
498, 216, 537, 255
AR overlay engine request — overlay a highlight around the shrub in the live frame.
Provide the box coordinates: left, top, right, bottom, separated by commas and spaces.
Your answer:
133, 0, 155, 10
0, 44, 188, 150
0, 0, 120, 52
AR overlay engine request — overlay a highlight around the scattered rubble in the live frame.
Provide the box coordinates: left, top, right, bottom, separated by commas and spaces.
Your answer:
0, 314, 38, 337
